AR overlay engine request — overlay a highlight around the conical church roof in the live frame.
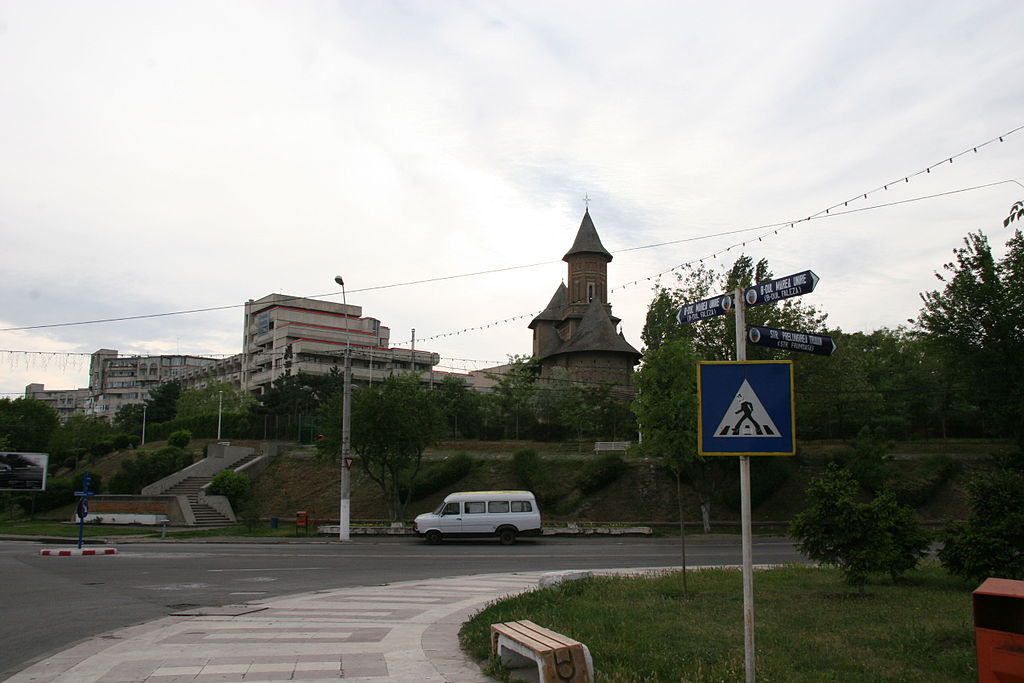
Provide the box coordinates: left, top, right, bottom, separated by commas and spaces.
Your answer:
529, 283, 567, 329
546, 298, 640, 360
563, 209, 612, 261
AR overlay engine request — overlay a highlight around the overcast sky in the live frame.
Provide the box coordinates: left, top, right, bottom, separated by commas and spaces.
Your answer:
1, 0, 1022, 397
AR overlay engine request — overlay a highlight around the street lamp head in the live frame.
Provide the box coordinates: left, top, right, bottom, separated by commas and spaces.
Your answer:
334, 275, 344, 287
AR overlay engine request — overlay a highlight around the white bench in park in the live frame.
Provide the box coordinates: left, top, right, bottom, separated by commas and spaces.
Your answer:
594, 441, 631, 453
490, 619, 593, 683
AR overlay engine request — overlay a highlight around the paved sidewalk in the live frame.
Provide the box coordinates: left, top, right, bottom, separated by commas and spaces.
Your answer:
7, 571, 552, 683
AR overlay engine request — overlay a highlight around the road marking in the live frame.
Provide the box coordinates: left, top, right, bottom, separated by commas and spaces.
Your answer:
207, 567, 327, 572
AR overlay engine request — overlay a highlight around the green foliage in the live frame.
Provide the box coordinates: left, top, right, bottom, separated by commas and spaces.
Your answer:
144, 380, 182, 423
576, 453, 626, 494
145, 412, 250, 441
833, 426, 892, 493
0, 398, 59, 452
917, 227, 1024, 441
48, 414, 113, 464
889, 454, 962, 508
511, 449, 541, 489
317, 374, 446, 521
720, 456, 791, 511
209, 469, 251, 507
108, 445, 194, 494
790, 464, 930, 590
167, 429, 192, 449
404, 453, 473, 500
939, 467, 1024, 581
176, 382, 254, 420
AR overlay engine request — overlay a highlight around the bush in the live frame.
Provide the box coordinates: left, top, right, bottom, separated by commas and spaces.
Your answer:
833, 426, 892, 493
889, 454, 962, 508
405, 454, 473, 500
90, 440, 115, 458
167, 429, 192, 449
511, 449, 541, 489
109, 445, 194, 494
576, 453, 626, 494
789, 464, 930, 591
721, 456, 791, 511
939, 467, 1024, 581
111, 433, 133, 450
209, 469, 251, 508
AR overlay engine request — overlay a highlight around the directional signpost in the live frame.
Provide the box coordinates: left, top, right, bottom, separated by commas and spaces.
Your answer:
676, 292, 733, 324
677, 267, 831, 683
747, 325, 837, 356
743, 270, 818, 307
74, 472, 95, 550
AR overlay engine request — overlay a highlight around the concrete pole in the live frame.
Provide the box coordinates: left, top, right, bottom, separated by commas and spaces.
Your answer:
335, 276, 352, 542
734, 286, 756, 683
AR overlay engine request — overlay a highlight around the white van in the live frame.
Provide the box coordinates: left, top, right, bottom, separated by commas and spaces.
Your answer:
414, 490, 541, 545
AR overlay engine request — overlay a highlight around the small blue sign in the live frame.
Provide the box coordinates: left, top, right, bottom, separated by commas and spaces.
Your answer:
697, 361, 795, 455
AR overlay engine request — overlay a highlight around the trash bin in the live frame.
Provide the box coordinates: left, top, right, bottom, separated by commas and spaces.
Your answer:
973, 577, 1024, 682
269, 517, 278, 529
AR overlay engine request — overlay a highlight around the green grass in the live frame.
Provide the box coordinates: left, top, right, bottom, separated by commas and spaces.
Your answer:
0, 519, 160, 537
462, 563, 976, 682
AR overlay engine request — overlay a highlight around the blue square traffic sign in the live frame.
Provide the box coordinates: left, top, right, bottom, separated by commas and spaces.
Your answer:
697, 361, 795, 456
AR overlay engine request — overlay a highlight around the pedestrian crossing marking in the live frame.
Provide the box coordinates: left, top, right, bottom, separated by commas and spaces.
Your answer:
713, 380, 780, 438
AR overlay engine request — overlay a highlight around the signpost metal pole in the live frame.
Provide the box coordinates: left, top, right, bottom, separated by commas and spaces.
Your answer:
734, 288, 756, 683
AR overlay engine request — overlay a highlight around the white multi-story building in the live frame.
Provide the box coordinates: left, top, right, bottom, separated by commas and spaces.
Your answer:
242, 293, 440, 395
25, 294, 446, 420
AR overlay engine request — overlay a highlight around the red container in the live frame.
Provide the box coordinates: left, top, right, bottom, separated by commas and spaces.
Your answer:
974, 578, 1024, 682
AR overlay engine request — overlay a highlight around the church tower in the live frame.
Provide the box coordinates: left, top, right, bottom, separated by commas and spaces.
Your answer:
529, 210, 640, 393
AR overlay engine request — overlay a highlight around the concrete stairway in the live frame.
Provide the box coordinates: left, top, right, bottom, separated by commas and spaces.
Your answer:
162, 452, 261, 528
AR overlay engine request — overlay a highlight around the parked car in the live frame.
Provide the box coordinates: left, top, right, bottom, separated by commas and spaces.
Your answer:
414, 490, 541, 545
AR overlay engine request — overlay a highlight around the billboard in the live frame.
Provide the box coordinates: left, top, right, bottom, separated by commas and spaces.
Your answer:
0, 452, 49, 491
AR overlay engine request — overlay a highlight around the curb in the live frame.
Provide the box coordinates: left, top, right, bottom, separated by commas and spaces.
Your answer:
39, 547, 118, 556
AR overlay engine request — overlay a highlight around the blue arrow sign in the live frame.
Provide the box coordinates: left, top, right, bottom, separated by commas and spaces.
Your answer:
743, 270, 818, 307
677, 293, 733, 325
697, 361, 795, 456
748, 326, 837, 356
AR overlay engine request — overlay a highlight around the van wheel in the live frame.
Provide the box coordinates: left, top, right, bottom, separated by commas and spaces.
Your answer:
498, 528, 517, 546
425, 530, 442, 544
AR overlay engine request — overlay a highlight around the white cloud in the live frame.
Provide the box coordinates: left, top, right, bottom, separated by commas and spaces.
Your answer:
1, 0, 1022, 395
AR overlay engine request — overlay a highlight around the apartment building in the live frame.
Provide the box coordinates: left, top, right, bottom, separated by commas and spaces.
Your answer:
87, 349, 219, 421
23, 384, 91, 421
242, 294, 440, 395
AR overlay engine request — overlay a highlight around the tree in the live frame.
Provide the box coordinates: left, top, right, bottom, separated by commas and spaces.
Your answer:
789, 464, 930, 592
176, 382, 254, 420
144, 380, 182, 424
917, 226, 1024, 441
316, 374, 445, 521
432, 375, 483, 439
487, 356, 539, 440
631, 339, 700, 593
939, 467, 1024, 581
0, 398, 59, 452
113, 403, 146, 437
48, 414, 112, 468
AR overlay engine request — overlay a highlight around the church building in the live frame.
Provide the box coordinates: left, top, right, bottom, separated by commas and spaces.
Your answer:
528, 210, 642, 393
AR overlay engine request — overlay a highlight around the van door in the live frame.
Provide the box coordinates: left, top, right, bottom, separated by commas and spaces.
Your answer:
435, 501, 462, 534
460, 500, 492, 533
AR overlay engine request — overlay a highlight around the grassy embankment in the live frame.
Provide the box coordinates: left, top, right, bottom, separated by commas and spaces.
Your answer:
462, 562, 976, 682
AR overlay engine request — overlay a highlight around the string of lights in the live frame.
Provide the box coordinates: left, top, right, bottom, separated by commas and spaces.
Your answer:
2, 126, 1020, 364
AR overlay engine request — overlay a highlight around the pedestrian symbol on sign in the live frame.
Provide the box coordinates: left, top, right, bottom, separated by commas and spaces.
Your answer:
714, 380, 779, 438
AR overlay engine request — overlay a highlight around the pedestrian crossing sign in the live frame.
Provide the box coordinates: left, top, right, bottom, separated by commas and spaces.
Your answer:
697, 361, 795, 455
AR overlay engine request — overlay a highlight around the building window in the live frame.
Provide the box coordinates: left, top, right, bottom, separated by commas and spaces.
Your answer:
587, 282, 595, 302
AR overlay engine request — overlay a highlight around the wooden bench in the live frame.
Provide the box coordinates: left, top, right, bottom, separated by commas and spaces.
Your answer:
490, 619, 593, 683
594, 441, 631, 453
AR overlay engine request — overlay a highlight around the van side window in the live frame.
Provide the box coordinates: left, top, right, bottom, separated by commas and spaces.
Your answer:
464, 502, 486, 514
488, 501, 509, 513
442, 503, 460, 515
510, 501, 533, 512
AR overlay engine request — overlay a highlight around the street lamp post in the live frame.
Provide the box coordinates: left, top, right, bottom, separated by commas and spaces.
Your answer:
334, 275, 352, 542
217, 390, 223, 440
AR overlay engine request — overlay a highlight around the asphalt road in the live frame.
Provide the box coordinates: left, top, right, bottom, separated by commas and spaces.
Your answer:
0, 535, 803, 678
